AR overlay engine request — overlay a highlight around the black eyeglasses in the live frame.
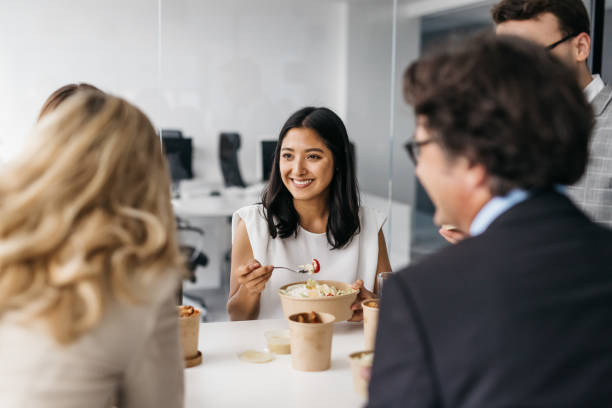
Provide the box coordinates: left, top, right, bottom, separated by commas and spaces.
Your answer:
546, 32, 579, 50
404, 139, 433, 165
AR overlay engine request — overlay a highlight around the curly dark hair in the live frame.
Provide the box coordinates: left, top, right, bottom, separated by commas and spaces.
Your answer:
403, 33, 594, 195
491, 0, 590, 37
261, 107, 360, 249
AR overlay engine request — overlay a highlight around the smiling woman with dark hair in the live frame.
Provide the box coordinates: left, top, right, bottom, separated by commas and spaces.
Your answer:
227, 107, 391, 321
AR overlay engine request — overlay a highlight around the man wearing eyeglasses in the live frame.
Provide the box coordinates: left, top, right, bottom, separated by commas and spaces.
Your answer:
367, 34, 612, 408
439, 0, 612, 244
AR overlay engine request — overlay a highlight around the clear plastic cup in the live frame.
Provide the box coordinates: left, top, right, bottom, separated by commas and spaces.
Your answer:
376, 271, 393, 297
264, 329, 291, 354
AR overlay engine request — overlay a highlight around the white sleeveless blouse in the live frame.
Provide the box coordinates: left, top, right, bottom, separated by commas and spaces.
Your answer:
231, 204, 386, 319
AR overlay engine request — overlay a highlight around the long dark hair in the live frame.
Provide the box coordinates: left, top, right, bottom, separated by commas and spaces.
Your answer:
261, 107, 360, 249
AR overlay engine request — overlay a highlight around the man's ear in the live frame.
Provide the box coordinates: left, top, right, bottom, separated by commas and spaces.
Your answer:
574, 32, 591, 63
465, 161, 488, 191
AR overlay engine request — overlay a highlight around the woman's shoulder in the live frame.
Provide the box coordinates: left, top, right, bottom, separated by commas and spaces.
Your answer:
234, 203, 266, 221
359, 205, 387, 231
232, 203, 271, 245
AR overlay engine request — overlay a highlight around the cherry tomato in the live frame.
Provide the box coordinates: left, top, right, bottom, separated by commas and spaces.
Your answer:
312, 258, 320, 273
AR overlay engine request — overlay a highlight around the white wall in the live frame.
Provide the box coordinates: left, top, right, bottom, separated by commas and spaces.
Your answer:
0, 0, 159, 163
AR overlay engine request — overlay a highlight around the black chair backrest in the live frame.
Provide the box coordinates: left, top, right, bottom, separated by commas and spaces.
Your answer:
219, 132, 246, 187
261, 140, 277, 181
161, 129, 193, 181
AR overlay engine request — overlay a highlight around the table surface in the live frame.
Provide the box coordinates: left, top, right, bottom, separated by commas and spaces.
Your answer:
185, 319, 368, 408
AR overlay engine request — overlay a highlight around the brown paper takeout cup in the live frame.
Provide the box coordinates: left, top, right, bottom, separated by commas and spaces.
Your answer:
349, 350, 374, 398
362, 299, 379, 351
288, 311, 335, 371
177, 305, 201, 366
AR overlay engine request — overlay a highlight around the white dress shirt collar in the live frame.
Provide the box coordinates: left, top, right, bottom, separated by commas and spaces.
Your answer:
584, 74, 605, 103
469, 189, 529, 237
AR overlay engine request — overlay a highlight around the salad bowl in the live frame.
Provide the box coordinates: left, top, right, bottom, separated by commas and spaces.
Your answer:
278, 280, 359, 322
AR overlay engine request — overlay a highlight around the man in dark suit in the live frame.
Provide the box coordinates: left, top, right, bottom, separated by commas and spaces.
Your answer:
367, 34, 612, 407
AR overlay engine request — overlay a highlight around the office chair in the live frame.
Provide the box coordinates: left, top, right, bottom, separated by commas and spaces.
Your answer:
219, 132, 247, 187
176, 217, 209, 319
161, 129, 193, 180
260, 140, 277, 182
161, 129, 194, 199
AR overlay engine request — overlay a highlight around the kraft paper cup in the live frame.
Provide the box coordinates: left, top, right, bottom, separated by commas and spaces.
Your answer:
349, 350, 374, 398
362, 299, 380, 351
177, 306, 201, 360
288, 311, 335, 371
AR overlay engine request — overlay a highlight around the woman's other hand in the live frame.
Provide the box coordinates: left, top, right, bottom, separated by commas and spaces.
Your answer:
348, 279, 375, 322
439, 227, 469, 244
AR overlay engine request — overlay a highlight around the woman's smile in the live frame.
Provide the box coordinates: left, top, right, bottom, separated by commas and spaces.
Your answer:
291, 178, 314, 187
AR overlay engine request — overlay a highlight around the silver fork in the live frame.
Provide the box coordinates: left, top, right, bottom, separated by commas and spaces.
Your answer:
273, 266, 313, 275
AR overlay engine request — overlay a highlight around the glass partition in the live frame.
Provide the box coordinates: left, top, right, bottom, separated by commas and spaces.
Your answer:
394, 1, 495, 264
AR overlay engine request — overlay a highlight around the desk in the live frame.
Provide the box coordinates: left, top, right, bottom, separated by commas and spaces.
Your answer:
185, 319, 367, 407
172, 183, 264, 218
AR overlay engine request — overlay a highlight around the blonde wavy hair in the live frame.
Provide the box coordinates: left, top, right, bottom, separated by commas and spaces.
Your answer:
0, 92, 185, 344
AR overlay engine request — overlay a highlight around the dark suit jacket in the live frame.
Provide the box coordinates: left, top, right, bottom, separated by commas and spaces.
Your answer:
368, 191, 612, 408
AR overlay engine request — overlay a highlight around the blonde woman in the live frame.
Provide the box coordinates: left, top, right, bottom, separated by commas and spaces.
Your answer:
0, 92, 186, 408
37, 82, 102, 120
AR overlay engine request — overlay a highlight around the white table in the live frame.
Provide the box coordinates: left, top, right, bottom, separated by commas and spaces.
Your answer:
185, 319, 367, 408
